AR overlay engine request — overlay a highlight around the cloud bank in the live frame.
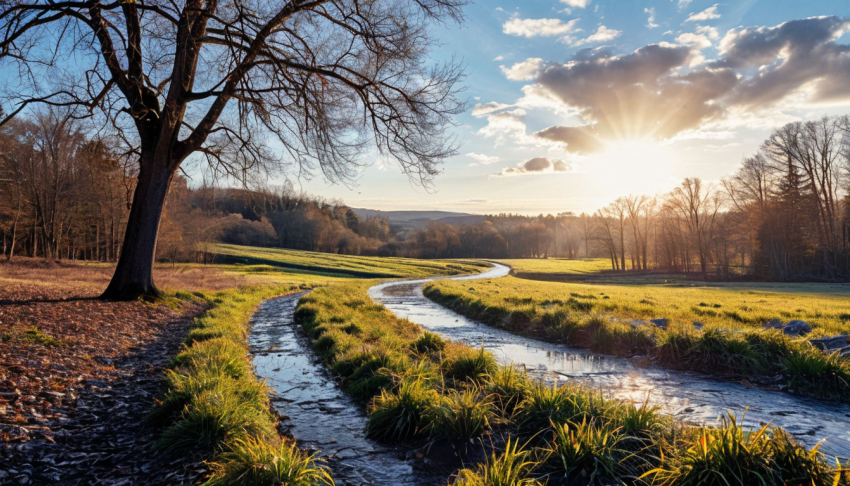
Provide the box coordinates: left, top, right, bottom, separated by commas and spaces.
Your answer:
496, 157, 572, 176
482, 16, 850, 155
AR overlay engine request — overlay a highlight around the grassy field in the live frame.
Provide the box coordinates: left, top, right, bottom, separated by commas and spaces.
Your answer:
294, 279, 843, 485
424, 275, 850, 401
210, 243, 486, 278
429, 275, 850, 336
497, 258, 613, 276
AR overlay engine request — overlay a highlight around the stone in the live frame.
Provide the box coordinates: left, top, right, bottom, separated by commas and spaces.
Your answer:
782, 320, 812, 337
764, 319, 784, 330
629, 320, 648, 327
809, 335, 850, 352
692, 322, 704, 331
650, 318, 668, 330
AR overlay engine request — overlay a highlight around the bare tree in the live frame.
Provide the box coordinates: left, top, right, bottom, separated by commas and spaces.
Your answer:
0, 0, 466, 299
665, 178, 723, 278
762, 117, 848, 276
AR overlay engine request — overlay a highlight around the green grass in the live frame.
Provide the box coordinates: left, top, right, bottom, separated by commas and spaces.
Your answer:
424, 276, 850, 402
152, 284, 336, 485
211, 243, 487, 278
497, 258, 613, 276
296, 278, 843, 485
206, 437, 333, 486
452, 437, 544, 486
20, 326, 63, 347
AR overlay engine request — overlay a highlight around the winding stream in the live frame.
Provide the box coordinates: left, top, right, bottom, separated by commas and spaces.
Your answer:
250, 264, 850, 486
368, 263, 850, 459
250, 293, 441, 486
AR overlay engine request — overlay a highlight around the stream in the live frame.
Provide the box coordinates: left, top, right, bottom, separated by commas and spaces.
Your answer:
368, 263, 850, 459
250, 264, 850, 486
249, 292, 441, 486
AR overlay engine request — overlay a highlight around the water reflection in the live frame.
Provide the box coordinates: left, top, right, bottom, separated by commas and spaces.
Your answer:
369, 264, 850, 459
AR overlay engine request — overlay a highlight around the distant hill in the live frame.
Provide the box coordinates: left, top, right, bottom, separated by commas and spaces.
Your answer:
351, 208, 485, 224
351, 208, 487, 235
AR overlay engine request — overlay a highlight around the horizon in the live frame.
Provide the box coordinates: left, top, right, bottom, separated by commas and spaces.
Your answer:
239, 0, 850, 216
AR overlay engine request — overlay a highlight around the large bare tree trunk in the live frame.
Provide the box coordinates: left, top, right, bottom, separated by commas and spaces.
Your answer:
101, 155, 173, 300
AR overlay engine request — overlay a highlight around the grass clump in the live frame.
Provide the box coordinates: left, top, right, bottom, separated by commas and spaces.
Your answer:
21, 326, 63, 347
643, 412, 836, 486
543, 418, 627, 485
452, 437, 543, 486
206, 437, 333, 486
367, 376, 438, 442
429, 386, 495, 443
486, 364, 530, 417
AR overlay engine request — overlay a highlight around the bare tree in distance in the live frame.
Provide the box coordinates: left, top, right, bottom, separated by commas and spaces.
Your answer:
0, 0, 467, 299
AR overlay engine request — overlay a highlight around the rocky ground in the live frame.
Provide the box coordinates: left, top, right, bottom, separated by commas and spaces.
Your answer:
0, 260, 209, 485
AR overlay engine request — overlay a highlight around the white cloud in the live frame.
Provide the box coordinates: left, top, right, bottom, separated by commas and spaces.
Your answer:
686, 5, 720, 23
495, 157, 573, 177
493, 55, 505, 61
644, 8, 659, 29
696, 25, 720, 39
471, 101, 513, 117
676, 32, 713, 50
501, 58, 548, 81
677, 0, 693, 9
503, 18, 580, 38
571, 25, 621, 46
466, 152, 500, 165
560, 0, 589, 8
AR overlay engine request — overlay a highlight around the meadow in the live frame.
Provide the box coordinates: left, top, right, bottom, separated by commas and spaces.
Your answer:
210, 243, 486, 278
294, 278, 846, 485
424, 274, 850, 402
496, 257, 614, 277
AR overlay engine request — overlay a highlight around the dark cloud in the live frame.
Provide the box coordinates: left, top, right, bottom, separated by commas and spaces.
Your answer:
513, 16, 850, 154
496, 157, 572, 176
534, 125, 606, 154
531, 45, 737, 151
714, 16, 850, 106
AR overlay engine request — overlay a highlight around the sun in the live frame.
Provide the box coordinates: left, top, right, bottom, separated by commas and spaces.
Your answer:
589, 139, 679, 196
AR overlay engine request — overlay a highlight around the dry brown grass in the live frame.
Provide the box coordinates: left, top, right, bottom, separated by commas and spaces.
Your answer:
0, 258, 322, 301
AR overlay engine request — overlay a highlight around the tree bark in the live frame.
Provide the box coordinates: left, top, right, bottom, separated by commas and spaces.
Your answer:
101, 154, 173, 300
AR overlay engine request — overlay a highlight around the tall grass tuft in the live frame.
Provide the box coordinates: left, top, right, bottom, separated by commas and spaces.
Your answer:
486, 364, 530, 417
429, 385, 494, 443
366, 376, 438, 441
205, 437, 334, 486
442, 344, 498, 382
641, 411, 824, 486
543, 418, 627, 485
452, 437, 543, 486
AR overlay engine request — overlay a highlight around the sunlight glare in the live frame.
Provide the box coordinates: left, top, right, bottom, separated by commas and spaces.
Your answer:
589, 139, 678, 197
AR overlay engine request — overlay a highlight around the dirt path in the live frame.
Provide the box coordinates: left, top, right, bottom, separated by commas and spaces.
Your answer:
0, 273, 208, 485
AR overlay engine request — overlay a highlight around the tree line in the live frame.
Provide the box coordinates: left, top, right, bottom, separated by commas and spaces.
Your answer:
2, 111, 849, 281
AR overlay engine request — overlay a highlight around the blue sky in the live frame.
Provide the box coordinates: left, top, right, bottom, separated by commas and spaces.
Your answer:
286, 1, 850, 214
